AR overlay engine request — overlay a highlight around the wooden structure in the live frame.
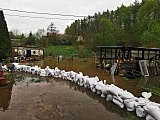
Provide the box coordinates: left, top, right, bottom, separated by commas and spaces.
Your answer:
97, 46, 160, 76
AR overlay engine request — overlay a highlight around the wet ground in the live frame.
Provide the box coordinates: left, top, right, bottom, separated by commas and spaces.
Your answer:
0, 58, 160, 120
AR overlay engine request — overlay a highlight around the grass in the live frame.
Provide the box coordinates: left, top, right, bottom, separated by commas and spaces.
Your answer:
125, 76, 160, 96
44, 45, 92, 58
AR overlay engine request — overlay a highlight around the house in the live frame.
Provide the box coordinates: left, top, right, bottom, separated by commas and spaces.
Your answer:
10, 46, 44, 62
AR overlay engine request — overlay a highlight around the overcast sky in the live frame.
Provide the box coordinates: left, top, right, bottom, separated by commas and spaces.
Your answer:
0, 0, 142, 34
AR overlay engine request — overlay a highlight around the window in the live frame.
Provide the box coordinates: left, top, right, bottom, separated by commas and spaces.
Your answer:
33, 51, 36, 54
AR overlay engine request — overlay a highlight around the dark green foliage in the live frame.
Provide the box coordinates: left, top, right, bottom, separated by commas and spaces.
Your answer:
0, 10, 11, 62
65, 0, 160, 49
25, 31, 36, 46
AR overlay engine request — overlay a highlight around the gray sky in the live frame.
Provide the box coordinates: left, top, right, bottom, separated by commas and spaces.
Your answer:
0, 0, 142, 34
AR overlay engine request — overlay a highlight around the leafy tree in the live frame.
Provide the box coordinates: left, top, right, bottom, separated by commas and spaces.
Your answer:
137, 0, 157, 34
140, 21, 160, 47
0, 10, 11, 68
64, 0, 160, 49
91, 18, 115, 51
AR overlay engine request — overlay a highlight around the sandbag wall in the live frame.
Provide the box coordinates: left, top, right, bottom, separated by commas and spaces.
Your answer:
2, 63, 160, 120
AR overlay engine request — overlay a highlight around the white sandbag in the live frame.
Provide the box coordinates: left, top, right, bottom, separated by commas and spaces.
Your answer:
146, 114, 155, 120
101, 93, 106, 98
113, 97, 124, 108
106, 94, 113, 102
109, 84, 123, 96
101, 85, 110, 96
39, 69, 46, 77
120, 90, 135, 100
143, 102, 160, 120
75, 72, 83, 84
142, 92, 152, 100
135, 97, 150, 107
124, 98, 137, 111
136, 106, 147, 118
91, 88, 96, 93
86, 77, 99, 89
113, 95, 123, 103
95, 81, 103, 91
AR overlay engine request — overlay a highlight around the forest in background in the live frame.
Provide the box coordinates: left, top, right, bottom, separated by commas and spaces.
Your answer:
9, 0, 160, 53
65, 0, 160, 51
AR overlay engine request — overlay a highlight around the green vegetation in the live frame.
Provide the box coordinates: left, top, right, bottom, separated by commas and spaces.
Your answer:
125, 77, 160, 96
44, 45, 92, 58
65, 0, 160, 50
8, 0, 160, 58
0, 10, 11, 67
124, 112, 143, 120
137, 78, 160, 96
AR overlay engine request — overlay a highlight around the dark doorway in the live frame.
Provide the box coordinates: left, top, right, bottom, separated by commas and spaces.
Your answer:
26, 50, 31, 57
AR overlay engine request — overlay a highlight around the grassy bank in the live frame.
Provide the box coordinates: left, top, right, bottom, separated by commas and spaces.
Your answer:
44, 45, 92, 58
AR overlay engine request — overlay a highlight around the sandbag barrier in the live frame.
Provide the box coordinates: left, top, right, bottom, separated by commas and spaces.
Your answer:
2, 63, 160, 120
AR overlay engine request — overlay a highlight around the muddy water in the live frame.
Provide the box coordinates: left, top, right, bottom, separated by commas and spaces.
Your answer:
0, 74, 131, 120
0, 58, 159, 120
38, 58, 160, 103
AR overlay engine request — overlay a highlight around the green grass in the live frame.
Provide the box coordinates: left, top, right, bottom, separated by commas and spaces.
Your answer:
44, 45, 92, 58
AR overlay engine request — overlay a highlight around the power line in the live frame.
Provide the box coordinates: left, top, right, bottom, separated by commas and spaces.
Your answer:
4, 13, 76, 20
1, 8, 86, 18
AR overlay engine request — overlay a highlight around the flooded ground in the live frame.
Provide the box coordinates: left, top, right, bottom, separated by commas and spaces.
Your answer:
38, 58, 160, 103
0, 58, 160, 120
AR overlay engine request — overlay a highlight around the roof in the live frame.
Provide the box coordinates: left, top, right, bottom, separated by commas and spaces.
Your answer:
97, 46, 160, 51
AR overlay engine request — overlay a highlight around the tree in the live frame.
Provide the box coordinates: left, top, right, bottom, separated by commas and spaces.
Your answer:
91, 18, 115, 51
25, 31, 36, 46
47, 22, 58, 34
47, 22, 60, 45
140, 21, 160, 47
0, 10, 11, 69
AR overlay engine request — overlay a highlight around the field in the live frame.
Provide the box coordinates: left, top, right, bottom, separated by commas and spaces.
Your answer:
43, 45, 92, 58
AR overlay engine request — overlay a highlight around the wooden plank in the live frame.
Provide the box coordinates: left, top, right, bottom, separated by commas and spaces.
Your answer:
139, 60, 149, 76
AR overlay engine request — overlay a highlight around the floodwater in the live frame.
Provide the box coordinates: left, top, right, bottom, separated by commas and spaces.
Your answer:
0, 58, 160, 120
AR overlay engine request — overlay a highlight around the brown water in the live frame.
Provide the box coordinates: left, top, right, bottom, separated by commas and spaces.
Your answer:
0, 58, 160, 120
38, 58, 160, 103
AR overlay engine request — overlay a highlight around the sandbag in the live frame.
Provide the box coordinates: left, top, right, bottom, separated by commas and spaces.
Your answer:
146, 114, 155, 120
106, 94, 113, 102
113, 95, 123, 103
120, 90, 135, 100
101, 85, 110, 96
101, 93, 106, 98
124, 98, 137, 111
91, 88, 96, 93
136, 106, 147, 118
113, 97, 124, 108
109, 84, 123, 96
142, 92, 152, 100
135, 97, 150, 107
143, 102, 160, 120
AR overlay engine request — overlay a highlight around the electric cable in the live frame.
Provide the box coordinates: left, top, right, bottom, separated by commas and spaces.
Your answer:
1, 8, 85, 18
4, 13, 76, 20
